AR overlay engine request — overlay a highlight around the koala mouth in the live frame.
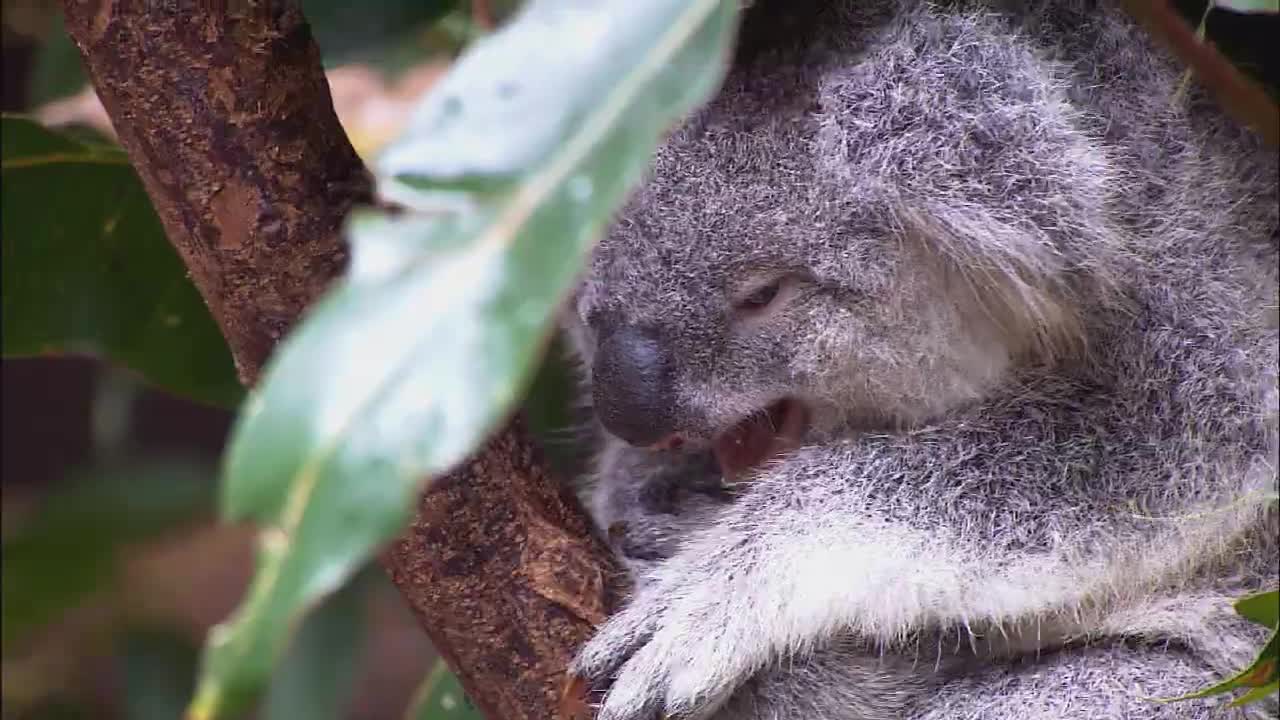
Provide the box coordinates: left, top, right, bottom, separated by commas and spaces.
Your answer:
712, 398, 809, 481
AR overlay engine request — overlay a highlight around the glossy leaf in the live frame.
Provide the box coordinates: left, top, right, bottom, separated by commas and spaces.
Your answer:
28, 13, 87, 106
1, 116, 243, 409
1214, 0, 1280, 13
1235, 589, 1280, 629
1230, 679, 1279, 706
189, 2, 740, 717
404, 662, 484, 720
1160, 612, 1278, 706
1, 458, 215, 650
261, 568, 371, 720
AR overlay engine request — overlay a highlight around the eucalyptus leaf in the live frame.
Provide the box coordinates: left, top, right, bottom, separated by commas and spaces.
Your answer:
28, 14, 87, 106
261, 568, 371, 720
188, 1, 740, 717
1213, 0, 1280, 13
1235, 589, 1280, 629
0, 116, 243, 409
1230, 679, 1279, 706
1160, 627, 1279, 705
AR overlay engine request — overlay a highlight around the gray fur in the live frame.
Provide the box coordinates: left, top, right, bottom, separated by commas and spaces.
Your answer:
563, 1, 1280, 718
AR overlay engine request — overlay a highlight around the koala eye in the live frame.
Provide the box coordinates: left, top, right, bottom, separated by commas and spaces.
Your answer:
733, 278, 784, 314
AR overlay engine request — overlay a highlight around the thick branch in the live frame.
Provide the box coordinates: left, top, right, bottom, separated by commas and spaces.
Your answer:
385, 424, 619, 720
61, 2, 618, 718
62, 0, 367, 383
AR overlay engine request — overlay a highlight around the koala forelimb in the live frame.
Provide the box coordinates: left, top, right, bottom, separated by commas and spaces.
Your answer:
564, 2, 1279, 719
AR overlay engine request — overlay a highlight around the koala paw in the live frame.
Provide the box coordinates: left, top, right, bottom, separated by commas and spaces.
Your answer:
572, 550, 771, 720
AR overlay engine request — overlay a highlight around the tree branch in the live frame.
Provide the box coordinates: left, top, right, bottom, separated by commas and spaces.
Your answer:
385, 423, 618, 720
60, 2, 618, 718
61, 0, 367, 384
1120, 0, 1279, 148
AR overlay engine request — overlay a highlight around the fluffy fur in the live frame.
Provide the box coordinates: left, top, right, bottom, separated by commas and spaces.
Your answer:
563, 1, 1280, 718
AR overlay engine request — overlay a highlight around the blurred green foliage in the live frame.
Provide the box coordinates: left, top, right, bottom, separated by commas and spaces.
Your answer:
1, 457, 215, 651
0, 365, 448, 719
1, 116, 244, 408
18, 0, 526, 108
1164, 588, 1279, 707
120, 630, 201, 720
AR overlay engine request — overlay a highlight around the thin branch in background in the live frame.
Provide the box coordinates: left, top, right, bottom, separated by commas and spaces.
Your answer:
1171, 0, 1216, 106
472, 0, 495, 32
1123, 0, 1280, 147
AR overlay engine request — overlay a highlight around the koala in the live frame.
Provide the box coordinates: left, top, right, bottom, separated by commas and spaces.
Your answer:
562, 1, 1279, 719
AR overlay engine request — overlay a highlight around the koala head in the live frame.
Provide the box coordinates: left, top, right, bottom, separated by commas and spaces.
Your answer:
566, 8, 1121, 476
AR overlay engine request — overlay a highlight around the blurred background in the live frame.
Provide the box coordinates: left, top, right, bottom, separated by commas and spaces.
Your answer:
2, 1, 1276, 719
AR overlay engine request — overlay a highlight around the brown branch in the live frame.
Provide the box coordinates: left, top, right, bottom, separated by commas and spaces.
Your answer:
61, 0, 366, 384
385, 423, 619, 720
60, 1, 618, 719
472, 0, 496, 32
1121, 0, 1279, 148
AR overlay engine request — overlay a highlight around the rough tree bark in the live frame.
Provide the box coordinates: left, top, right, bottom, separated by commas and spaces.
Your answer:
61, 0, 366, 385
60, 2, 619, 719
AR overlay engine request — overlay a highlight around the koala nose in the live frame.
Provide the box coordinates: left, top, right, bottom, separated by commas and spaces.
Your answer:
592, 325, 677, 447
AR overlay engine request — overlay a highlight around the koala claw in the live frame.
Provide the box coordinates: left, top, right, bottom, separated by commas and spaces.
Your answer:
573, 556, 759, 720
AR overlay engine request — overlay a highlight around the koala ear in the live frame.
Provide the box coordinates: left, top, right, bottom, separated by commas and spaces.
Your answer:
896, 202, 1091, 364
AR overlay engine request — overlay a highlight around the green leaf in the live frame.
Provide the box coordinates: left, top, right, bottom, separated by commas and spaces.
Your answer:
1, 458, 215, 650
1235, 589, 1280, 629
1214, 0, 1280, 13
1230, 679, 1279, 706
404, 662, 483, 720
28, 13, 88, 106
303, 0, 463, 70
1160, 627, 1279, 704
189, 2, 739, 717
1, 116, 244, 409
261, 568, 371, 720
